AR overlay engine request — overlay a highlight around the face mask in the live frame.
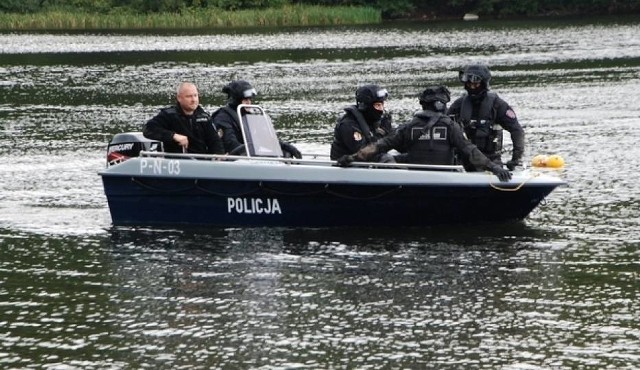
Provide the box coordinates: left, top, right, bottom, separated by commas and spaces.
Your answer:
363, 106, 384, 123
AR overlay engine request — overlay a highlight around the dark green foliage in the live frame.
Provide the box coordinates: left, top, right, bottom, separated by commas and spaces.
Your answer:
1, 0, 639, 16
0, 0, 42, 13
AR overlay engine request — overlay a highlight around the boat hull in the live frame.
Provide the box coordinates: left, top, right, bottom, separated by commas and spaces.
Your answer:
99, 157, 566, 228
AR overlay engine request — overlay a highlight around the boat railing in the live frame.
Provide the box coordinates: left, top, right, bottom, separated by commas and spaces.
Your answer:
138, 151, 465, 172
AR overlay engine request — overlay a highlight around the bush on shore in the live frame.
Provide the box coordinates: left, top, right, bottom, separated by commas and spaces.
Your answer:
0, 5, 381, 30
1, 0, 639, 30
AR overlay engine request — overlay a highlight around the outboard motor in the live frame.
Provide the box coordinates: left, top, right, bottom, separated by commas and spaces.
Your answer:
106, 132, 162, 167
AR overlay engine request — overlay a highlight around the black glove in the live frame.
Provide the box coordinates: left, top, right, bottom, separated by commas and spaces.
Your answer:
336, 154, 355, 167
489, 163, 512, 182
381, 112, 392, 126
280, 142, 302, 159
376, 112, 392, 136
506, 159, 522, 171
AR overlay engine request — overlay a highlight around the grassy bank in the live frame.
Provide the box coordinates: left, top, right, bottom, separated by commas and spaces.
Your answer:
0, 5, 380, 30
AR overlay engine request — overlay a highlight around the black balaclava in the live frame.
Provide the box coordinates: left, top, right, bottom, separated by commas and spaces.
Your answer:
355, 84, 388, 123
459, 64, 491, 102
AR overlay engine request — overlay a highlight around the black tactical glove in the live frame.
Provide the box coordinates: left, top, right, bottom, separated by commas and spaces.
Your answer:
280, 142, 302, 159
376, 112, 392, 136
489, 163, 512, 182
381, 111, 392, 126
336, 154, 355, 167
357, 144, 379, 161
506, 158, 522, 171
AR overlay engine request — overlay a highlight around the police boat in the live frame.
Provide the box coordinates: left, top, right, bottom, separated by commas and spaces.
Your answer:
99, 105, 567, 228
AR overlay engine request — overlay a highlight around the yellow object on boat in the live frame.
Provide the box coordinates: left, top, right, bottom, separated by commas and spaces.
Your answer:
531, 154, 565, 168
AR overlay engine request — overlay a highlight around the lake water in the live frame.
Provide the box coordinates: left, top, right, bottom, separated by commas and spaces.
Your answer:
1, 16, 639, 369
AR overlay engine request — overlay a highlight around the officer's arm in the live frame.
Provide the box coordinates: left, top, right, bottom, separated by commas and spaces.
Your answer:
143, 111, 175, 144
450, 123, 492, 171
215, 120, 242, 154
496, 102, 525, 161
206, 121, 225, 154
336, 123, 364, 155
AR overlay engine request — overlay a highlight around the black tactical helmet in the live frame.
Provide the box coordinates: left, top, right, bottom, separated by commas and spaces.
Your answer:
222, 80, 257, 105
356, 84, 389, 110
458, 64, 491, 88
419, 85, 451, 105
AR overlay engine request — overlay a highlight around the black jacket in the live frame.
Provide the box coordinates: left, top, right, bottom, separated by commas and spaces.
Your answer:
211, 105, 243, 154
447, 91, 524, 162
211, 104, 302, 158
143, 105, 224, 154
330, 106, 393, 160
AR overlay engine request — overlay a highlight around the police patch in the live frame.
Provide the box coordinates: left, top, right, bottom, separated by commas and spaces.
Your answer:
217, 129, 224, 138
353, 132, 362, 141
433, 127, 447, 140
506, 109, 517, 119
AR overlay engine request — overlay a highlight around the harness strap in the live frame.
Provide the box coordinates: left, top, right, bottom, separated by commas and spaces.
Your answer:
345, 106, 375, 144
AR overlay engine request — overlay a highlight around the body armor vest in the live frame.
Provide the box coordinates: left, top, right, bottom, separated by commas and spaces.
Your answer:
406, 111, 455, 165
458, 92, 503, 155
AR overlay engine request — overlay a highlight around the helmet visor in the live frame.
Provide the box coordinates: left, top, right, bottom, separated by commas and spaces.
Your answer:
376, 88, 389, 100
459, 72, 483, 83
243, 88, 257, 98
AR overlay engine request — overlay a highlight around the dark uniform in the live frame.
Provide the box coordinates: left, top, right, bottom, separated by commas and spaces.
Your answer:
341, 85, 512, 182
143, 105, 224, 154
447, 64, 524, 170
212, 105, 245, 154
330, 84, 393, 162
375, 110, 497, 170
213, 80, 301, 158
330, 106, 393, 160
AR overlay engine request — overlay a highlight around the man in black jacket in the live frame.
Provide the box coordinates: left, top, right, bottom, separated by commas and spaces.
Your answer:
330, 84, 394, 162
447, 63, 525, 170
211, 79, 301, 158
338, 85, 512, 182
143, 82, 224, 155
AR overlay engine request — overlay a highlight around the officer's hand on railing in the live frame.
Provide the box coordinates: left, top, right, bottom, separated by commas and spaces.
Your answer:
336, 154, 355, 167
506, 159, 522, 171
358, 144, 378, 161
280, 142, 302, 159
489, 163, 512, 182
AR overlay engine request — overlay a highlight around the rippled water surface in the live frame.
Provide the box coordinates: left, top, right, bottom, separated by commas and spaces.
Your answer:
1, 17, 639, 369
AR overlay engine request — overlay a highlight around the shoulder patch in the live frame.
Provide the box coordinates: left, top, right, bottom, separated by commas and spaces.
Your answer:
506, 109, 517, 119
353, 132, 362, 141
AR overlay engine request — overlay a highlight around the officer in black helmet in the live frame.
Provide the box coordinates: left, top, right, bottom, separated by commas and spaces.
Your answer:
447, 64, 525, 171
338, 85, 512, 182
330, 84, 394, 162
212, 79, 301, 158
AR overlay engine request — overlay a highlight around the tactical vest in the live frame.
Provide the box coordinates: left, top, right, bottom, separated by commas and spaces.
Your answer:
406, 111, 455, 165
458, 92, 503, 155
212, 106, 241, 132
344, 106, 376, 145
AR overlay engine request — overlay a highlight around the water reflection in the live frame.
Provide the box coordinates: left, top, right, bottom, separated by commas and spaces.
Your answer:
1, 17, 639, 368
97, 225, 568, 368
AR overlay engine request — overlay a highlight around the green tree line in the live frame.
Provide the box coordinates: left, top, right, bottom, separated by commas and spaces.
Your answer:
2, 0, 640, 19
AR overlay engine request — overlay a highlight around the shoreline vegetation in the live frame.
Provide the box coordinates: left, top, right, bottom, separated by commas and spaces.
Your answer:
1, 1, 639, 31
1, 6, 381, 30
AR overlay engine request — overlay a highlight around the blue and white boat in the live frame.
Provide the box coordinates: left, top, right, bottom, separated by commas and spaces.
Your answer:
99, 105, 566, 227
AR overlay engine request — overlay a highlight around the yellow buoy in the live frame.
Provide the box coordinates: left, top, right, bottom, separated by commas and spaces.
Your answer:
546, 154, 565, 168
531, 154, 548, 167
